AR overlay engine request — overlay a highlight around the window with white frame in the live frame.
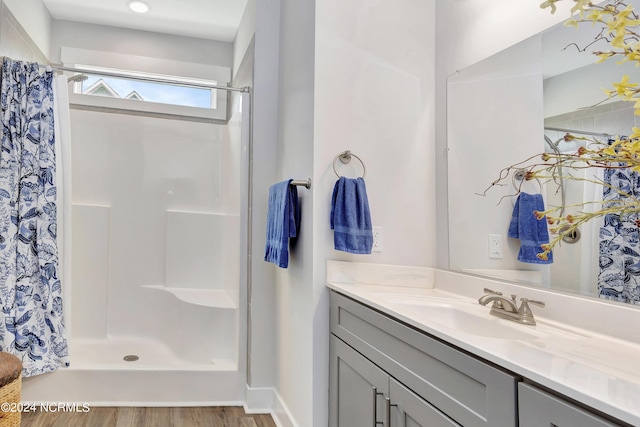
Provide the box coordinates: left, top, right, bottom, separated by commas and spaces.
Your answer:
73, 70, 218, 109
61, 48, 231, 121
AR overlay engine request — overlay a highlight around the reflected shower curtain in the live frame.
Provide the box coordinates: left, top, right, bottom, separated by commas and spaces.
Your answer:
0, 58, 69, 375
598, 164, 640, 305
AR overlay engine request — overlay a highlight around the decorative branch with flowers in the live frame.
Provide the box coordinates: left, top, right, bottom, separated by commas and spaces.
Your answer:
483, 0, 640, 261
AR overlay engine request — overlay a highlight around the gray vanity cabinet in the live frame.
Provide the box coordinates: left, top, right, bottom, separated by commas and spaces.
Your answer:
518, 383, 623, 427
331, 335, 459, 427
329, 291, 519, 427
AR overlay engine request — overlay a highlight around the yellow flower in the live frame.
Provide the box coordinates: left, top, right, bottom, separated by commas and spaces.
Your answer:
540, 0, 560, 14
570, 0, 593, 17
565, 19, 579, 29
602, 140, 620, 156
611, 75, 638, 97
606, 5, 640, 48
536, 252, 549, 261
586, 9, 602, 22
617, 50, 640, 66
596, 51, 615, 64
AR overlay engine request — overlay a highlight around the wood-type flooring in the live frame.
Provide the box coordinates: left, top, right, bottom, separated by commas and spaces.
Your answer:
20, 405, 277, 427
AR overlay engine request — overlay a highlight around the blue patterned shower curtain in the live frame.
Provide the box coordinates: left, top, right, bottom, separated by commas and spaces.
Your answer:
0, 58, 69, 375
598, 165, 640, 304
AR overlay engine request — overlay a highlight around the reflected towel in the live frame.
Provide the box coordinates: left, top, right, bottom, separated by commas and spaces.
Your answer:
508, 193, 553, 264
264, 180, 300, 268
331, 177, 373, 254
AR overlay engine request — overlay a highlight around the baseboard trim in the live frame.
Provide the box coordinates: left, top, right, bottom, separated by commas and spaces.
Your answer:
244, 386, 297, 427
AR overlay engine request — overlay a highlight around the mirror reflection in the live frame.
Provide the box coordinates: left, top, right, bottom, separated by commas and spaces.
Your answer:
447, 1, 640, 304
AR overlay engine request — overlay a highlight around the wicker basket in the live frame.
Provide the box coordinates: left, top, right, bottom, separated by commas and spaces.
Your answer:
0, 353, 22, 427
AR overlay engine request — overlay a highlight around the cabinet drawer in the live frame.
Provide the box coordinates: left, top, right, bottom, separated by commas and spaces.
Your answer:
519, 383, 625, 427
330, 291, 518, 427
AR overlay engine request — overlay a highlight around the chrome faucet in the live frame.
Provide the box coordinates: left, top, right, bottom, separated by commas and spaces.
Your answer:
478, 288, 545, 326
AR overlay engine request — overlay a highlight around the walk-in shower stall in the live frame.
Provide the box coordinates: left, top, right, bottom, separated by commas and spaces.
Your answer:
22, 76, 250, 404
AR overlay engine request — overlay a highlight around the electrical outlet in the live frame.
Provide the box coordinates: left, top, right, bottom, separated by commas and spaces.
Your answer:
488, 234, 503, 259
372, 227, 383, 252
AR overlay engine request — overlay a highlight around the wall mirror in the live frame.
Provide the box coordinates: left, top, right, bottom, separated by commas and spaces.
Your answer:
447, 1, 640, 305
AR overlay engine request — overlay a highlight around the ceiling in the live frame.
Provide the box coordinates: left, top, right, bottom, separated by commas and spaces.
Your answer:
42, 0, 249, 42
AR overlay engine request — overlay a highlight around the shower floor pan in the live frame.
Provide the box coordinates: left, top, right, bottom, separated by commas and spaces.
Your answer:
20, 336, 244, 405
68, 336, 236, 370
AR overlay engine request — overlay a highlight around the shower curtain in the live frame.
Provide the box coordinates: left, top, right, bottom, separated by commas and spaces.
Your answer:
598, 164, 640, 305
0, 57, 69, 375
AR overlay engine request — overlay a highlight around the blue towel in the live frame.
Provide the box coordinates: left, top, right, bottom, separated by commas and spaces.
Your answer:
508, 193, 553, 264
264, 180, 300, 268
331, 177, 373, 254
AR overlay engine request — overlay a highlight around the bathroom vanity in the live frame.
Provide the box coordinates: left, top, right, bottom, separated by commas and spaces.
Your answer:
330, 291, 518, 426
327, 261, 639, 427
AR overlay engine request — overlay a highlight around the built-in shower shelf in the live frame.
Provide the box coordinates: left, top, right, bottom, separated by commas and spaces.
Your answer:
142, 285, 237, 309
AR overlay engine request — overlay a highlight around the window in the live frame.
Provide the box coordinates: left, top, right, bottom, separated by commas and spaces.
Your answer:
67, 65, 228, 120
74, 71, 218, 109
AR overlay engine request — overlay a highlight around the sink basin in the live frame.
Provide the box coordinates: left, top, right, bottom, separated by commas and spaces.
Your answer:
365, 291, 587, 341
384, 297, 545, 340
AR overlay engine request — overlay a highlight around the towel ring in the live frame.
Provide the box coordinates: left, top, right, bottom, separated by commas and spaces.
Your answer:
512, 169, 542, 193
333, 150, 366, 178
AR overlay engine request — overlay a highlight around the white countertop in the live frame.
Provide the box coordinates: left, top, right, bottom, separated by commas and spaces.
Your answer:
327, 261, 640, 426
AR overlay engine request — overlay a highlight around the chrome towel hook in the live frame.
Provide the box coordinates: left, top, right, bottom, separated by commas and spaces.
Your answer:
333, 150, 366, 178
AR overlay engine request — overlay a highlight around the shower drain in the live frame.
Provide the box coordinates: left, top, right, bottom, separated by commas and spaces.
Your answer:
123, 354, 139, 362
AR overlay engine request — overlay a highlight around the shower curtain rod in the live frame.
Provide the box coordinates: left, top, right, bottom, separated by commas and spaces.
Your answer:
544, 126, 612, 138
46, 63, 250, 93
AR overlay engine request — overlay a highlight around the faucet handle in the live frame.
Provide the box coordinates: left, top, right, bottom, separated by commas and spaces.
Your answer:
483, 288, 502, 296
520, 298, 545, 308
518, 298, 545, 325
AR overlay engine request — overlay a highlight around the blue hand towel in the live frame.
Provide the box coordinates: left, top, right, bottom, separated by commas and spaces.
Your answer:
331, 177, 373, 254
264, 180, 300, 268
508, 193, 553, 264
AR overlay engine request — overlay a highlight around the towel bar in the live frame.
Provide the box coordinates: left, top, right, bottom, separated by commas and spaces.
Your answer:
290, 178, 312, 189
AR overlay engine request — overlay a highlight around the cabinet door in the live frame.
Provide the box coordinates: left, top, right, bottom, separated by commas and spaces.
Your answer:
519, 383, 623, 427
389, 378, 461, 427
330, 336, 389, 427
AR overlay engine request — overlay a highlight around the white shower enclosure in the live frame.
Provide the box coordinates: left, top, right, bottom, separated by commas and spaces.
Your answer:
22, 88, 249, 405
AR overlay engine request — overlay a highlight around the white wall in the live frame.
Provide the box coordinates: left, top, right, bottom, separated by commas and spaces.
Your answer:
233, 0, 256, 79
49, 20, 232, 67
3, 0, 51, 59
250, 0, 437, 425
273, 0, 315, 424
435, 0, 576, 269
311, 1, 436, 426
247, 0, 280, 394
